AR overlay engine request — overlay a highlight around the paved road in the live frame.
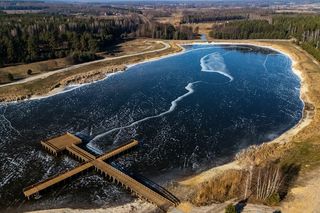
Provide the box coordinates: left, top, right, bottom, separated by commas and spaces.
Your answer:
0, 41, 170, 88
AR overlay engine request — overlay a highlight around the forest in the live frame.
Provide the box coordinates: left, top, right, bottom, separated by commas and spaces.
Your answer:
0, 14, 194, 67
0, 14, 144, 66
210, 15, 320, 61
180, 9, 271, 24
136, 23, 194, 40
181, 10, 247, 24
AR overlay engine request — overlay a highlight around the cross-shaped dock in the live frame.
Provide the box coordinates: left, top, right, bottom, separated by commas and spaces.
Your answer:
23, 132, 180, 211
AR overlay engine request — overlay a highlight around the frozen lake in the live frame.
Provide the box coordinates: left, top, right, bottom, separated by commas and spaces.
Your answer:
0, 44, 303, 210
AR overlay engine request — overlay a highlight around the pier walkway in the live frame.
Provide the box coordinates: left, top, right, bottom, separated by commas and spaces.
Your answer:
93, 159, 175, 209
23, 162, 94, 198
66, 144, 96, 162
23, 133, 178, 211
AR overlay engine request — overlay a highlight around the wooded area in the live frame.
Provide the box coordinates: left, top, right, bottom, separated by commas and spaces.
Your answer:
0, 13, 195, 67
210, 15, 320, 61
0, 14, 145, 66
136, 23, 194, 40
180, 9, 273, 24
181, 9, 251, 24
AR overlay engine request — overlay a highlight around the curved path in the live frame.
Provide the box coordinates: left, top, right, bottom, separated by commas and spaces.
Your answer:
0, 41, 170, 88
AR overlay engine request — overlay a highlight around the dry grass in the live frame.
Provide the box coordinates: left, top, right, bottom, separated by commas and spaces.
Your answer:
99, 39, 164, 57
0, 39, 163, 84
189, 162, 299, 207
191, 169, 246, 206
152, 12, 183, 25
0, 58, 68, 84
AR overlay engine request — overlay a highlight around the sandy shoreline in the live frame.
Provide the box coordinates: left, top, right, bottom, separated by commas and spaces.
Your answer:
212, 40, 313, 147
179, 40, 313, 186
18, 40, 319, 213
174, 40, 320, 213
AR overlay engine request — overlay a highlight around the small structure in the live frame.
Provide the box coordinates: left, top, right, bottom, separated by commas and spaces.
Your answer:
23, 133, 179, 211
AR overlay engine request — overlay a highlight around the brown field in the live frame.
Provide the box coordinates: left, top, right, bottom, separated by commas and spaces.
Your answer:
0, 39, 164, 84
100, 39, 165, 57
2, 10, 43, 14
151, 13, 220, 40
0, 58, 67, 84
152, 12, 183, 25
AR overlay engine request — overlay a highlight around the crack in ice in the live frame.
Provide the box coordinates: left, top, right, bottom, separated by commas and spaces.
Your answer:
86, 45, 256, 153
87, 81, 201, 152
263, 53, 282, 72
0, 106, 21, 136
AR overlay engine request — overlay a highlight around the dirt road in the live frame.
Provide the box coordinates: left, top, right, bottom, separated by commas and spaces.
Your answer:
0, 41, 169, 88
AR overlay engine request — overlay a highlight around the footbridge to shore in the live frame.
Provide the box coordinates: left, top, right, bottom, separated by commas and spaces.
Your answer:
23, 133, 179, 211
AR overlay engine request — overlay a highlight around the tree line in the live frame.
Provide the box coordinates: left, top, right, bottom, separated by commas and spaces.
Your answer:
210, 15, 320, 61
0, 13, 195, 67
0, 14, 144, 66
136, 22, 194, 40
180, 9, 270, 24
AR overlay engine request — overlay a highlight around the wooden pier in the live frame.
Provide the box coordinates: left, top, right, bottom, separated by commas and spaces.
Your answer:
40, 132, 82, 156
23, 162, 94, 198
23, 133, 179, 211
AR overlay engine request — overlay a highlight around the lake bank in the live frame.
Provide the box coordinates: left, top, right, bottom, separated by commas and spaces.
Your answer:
171, 40, 320, 212
0, 41, 182, 103
179, 39, 312, 180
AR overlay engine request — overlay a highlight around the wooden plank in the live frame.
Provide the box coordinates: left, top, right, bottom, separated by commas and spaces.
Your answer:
41, 141, 58, 154
23, 162, 93, 197
42, 133, 82, 153
66, 145, 96, 162
23, 138, 177, 211
93, 159, 175, 210
98, 140, 138, 161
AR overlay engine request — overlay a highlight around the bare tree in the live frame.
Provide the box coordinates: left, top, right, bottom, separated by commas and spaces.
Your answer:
254, 166, 283, 201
